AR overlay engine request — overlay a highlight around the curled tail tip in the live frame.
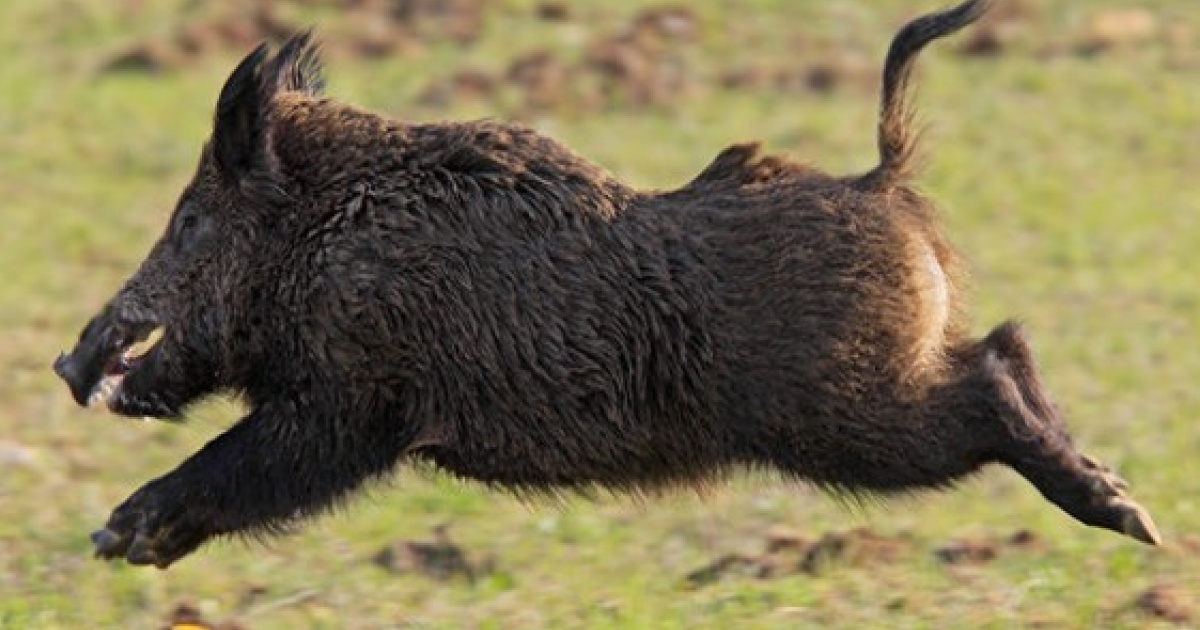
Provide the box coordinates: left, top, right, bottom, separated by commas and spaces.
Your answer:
962, 0, 996, 21
856, 0, 994, 192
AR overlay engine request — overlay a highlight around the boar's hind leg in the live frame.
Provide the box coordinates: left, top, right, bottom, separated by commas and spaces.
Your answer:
977, 322, 1160, 545
92, 402, 411, 568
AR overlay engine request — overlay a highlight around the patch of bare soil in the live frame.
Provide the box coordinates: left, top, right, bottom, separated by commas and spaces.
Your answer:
1076, 9, 1158, 56
956, 0, 1037, 57
686, 526, 913, 587
416, 66, 500, 107
1134, 582, 1194, 625
580, 5, 701, 109
534, 2, 571, 23
1174, 533, 1200, 556
372, 524, 493, 582
162, 602, 248, 630
934, 528, 1049, 567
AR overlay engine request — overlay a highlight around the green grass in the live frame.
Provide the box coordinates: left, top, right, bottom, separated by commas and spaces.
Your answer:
2, 0, 1199, 628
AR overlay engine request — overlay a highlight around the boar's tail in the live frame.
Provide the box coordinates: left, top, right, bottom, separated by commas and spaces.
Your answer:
856, 0, 992, 191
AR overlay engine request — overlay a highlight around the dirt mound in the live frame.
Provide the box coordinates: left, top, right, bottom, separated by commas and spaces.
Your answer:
956, 0, 1037, 57
582, 25, 697, 109
801, 527, 913, 575
340, 0, 484, 59
686, 526, 913, 587
416, 67, 499, 107
1077, 9, 1158, 56
934, 529, 1049, 566
162, 602, 247, 630
372, 524, 493, 582
534, 2, 571, 23
1134, 582, 1194, 625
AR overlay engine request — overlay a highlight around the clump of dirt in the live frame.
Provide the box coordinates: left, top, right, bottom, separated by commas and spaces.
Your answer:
161, 602, 248, 630
534, 2, 571, 23
1076, 9, 1158, 56
628, 5, 701, 43
686, 526, 913, 587
684, 552, 766, 586
934, 538, 997, 566
1163, 24, 1199, 70
1006, 528, 1048, 551
372, 524, 493, 582
1134, 582, 1194, 625
1174, 533, 1200, 556
416, 67, 500, 107
957, 0, 1037, 57
934, 529, 1049, 566
340, 0, 485, 58
577, 5, 701, 109
503, 49, 577, 111
801, 527, 912, 575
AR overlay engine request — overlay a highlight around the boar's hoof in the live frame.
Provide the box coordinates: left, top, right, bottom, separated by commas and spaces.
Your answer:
91, 527, 131, 558
92, 527, 171, 567
92, 488, 211, 568
1109, 497, 1161, 546
124, 535, 163, 567
92, 526, 195, 569
1078, 457, 1161, 546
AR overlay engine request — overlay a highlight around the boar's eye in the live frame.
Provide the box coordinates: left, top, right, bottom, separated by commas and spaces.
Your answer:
171, 202, 212, 252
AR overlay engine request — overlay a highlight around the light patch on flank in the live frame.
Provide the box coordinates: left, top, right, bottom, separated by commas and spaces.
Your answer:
910, 238, 950, 369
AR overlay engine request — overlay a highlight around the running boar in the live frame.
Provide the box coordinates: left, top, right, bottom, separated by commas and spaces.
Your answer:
54, 0, 1159, 568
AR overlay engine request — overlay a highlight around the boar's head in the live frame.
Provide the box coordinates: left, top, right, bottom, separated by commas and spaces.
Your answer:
54, 34, 325, 419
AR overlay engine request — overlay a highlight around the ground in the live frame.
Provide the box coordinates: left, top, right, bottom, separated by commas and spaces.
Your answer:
1, 0, 1199, 628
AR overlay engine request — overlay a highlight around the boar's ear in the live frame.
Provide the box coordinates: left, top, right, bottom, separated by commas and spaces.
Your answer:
259, 30, 326, 100
212, 43, 270, 182
212, 31, 325, 200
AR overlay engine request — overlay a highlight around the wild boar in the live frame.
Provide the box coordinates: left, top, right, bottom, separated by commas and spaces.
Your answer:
54, 0, 1159, 568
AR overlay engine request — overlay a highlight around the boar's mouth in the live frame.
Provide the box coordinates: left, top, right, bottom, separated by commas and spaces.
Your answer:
54, 319, 165, 412
88, 325, 165, 407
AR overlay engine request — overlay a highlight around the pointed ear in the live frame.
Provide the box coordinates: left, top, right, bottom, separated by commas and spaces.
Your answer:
211, 31, 325, 186
212, 43, 269, 179
259, 30, 325, 99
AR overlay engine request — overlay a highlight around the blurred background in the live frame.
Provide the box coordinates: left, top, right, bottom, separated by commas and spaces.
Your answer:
2, 0, 1199, 628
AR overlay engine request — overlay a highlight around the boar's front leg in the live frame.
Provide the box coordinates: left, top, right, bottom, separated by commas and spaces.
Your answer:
92, 401, 411, 568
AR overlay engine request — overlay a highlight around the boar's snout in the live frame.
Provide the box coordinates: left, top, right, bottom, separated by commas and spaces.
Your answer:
54, 350, 99, 408
54, 308, 160, 410
55, 311, 123, 408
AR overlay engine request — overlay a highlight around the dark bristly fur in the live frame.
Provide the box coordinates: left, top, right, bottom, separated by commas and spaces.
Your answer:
53, 0, 1159, 569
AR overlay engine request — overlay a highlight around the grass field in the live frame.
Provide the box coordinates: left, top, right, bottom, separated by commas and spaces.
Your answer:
2, 0, 1199, 628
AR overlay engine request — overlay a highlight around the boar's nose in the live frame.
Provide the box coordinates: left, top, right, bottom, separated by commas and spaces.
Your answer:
54, 351, 94, 408
52, 352, 69, 379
